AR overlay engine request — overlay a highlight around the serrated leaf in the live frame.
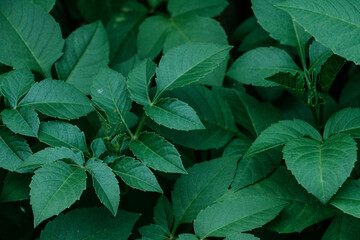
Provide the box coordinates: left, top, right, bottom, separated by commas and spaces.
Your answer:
30, 0, 55, 12
19, 79, 94, 120
86, 158, 120, 216
91, 68, 131, 125
321, 214, 360, 240
112, 156, 163, 193
245, 119, 322, 157
323, 108, 360, 139
167, 0, 228, 17
38, 121, 88, 153
155, 43, 231, 97
127, 59, 156, 105
145, 98, 204, 131
30, 161, 87, 227
0, 172, 31, 203
227, 47, 301, 87
129, 132, 186, 174
90, 138, 106, 158
283, 134, 357, 204
19, 147, 84, 170
318, 55, 345, 94
0, 69, 34, 108
154, 196, 173, 231
266, 72, 305, 98
55, 21, 109, 94
172, 157, 237, 227
278, 0, 360, 65
0, 0, 64, 77
139, 224, 169, 239
330, 180, 360, 218
309, 41, 333, 74
39, 207, 140, 240
194, 195, 287, 238
2, 107, 39, 137
0, 127, 32, 171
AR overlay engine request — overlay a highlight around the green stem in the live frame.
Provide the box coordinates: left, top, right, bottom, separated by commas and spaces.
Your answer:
133, 113, 148, 139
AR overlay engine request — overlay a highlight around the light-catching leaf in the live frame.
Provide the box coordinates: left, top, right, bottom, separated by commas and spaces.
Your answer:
145, 98, 204, 131
39, 207, 140, 240
56, 21, 109, 94
31, 0, 56, 12
283, 134, 357, 204
330, 180, 360, 218
309, 41, 333, 74
0, 172, 31, 203
321, 214, 360, 240
245, 119, 322, 157
30, 161, 87, 227
227, 47, 301, 87
167, 0, 228, 17
112, 156, 163, 193
86, 158, 120, 216
1, 107, 40, 137
19, 79, 93, 120
171, 157, 237, 227
129, 132, 186, 174
323, 108, 360, 139
154, 196, 173, 232
0, 0, 64, 77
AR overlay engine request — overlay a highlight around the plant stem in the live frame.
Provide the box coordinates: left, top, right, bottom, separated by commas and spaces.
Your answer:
133, 113, 148, 139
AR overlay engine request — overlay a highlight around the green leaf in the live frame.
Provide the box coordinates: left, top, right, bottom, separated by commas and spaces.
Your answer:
112, 156, 163, 193
0, 69, 34, 108
330, 180, 360, 218
38, 121, 88, 153
178, 234, 199, 240
19, 147, 84, 170
39, 207, 140, 240
86, 158, 120, 216
322, 214, 360, 240
154, 196, 173, 232
234, 167, 336, 233
251, 0, 311, 47
127, 59, 156, 105
318, 55, 345, 94
225, 233, 259, 240
283, 134, 357, 204
245, 119, 322, 157
139, 224, 169, 239
172, 157, 237, 227
167, 0, 228, 17
194, 195, 287, 238
129, 132, 186, 174
19, 79, 94, 120
1, 107, 39, 137
323, 108, 360, 139
155, 43, 231, 97
277, 0, 360, 65
309, 41, 333, 74
227, 47, 301, 87
31, 0, 55, 12
0, 0, 64, 77
266, 72, 305, 98
0, 172, 31, 203
76, 0, 124, 23
137, 16, 171, 59
149, 86, 238, 150
0, 127, 32, 171
91, 68, 131, 125
147, 0, 167, 8
30, 161, 87, 227
55, 21, 109, 94
90, 138, 106, 158
145, 98, 204, 131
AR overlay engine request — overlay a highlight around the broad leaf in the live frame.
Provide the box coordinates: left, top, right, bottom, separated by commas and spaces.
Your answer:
245, 119, 322, 157
171, 157, 237, 227
39, 207, 140, 240
194, 195, 287, 238
38, 121, 88, 153
91, 68, 131, 124
31, 0, 55, 12
322, 214, 360, 240
330, 180, 360, 218
0, 127, 32, 171
90, 138, 107, 158
0, 0, 64, 77
283, 134, 357, 204
0, 172, 31, 203
155, 43, 231, 97
309, 41, 332, 73
154, 196, 173, 232
1, 107, 40, 137
129, 132, 186, 174
318, 55, 345, 94
30, 161, 87, 227
145, 98, 204, 131
178, 234, 199, 240
86, 158, 120, 216
112, 156, 163, 193
323, 108, 360, 139
0, 69, 34, 108
19, 147, 84, 170
167, 0, 228, 17
227, 47, 301, 87
19, 79, 93, 120
127, 59, 156, 105
278, 0, 360, 65
56, 21, 109, 94
266, 72, 305, 98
